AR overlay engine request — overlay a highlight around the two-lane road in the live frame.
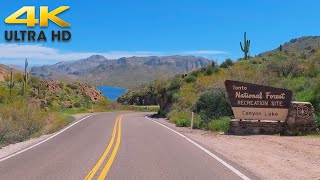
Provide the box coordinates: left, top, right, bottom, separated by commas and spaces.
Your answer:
0, 112, 251, 180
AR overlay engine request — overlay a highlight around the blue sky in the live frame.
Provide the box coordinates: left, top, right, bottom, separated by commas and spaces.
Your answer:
0, 0, 319, 66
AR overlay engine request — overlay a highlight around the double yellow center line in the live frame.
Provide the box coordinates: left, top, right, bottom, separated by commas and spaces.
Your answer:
85, 115, 123, 180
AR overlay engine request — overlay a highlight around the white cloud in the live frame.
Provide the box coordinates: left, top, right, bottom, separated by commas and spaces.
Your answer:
0, 44, 226, 66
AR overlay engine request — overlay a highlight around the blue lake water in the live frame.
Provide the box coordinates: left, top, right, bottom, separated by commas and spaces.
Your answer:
97, 86, 127, 101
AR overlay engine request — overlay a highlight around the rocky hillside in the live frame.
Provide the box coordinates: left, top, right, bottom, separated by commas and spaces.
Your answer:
30, 55, 211, 88
266, 36, 320, 53
0, 64, 20, 81
32, 80, 104, 109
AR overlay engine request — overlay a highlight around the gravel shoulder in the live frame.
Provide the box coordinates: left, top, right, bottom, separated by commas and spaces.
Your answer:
0, 113, 92, 160
151, 117, 320, 180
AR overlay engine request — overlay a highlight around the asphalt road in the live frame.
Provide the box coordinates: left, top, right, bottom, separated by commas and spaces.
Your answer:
0, 112, 251, 180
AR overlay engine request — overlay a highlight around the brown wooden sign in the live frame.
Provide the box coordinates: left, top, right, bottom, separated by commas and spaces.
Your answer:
225, 80, 293, 121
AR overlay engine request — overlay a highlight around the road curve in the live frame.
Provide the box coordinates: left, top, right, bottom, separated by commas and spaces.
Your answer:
0, 112, 251, 180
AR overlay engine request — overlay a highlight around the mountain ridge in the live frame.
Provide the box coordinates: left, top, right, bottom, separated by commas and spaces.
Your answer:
31, 55, 212, 88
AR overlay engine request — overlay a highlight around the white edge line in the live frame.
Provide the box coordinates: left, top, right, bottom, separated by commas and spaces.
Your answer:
0, 114, 95, 163
146, 116, 251, 180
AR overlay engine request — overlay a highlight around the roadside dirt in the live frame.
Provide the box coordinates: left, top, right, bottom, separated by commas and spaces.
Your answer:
152, 117, 320, 180
0, 113, 92, 160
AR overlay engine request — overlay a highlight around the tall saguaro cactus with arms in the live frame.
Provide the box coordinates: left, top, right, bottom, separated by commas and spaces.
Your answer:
240, 32, 251, 60
8, 68, 14, 97
23, 58, 29, 96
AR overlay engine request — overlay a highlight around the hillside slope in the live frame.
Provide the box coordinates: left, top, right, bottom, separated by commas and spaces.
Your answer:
118, 37, 320, 130
0, 64, 21, 81
265, 36, 320, 53
30, 55, 211, 88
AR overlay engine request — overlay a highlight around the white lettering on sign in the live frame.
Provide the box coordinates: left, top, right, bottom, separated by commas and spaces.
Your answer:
265, 92, 286, 100
235, 92, 263, 99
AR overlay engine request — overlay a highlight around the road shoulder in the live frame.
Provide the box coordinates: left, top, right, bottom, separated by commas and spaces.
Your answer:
148, 115, 320, 180
0, 113, 93, 160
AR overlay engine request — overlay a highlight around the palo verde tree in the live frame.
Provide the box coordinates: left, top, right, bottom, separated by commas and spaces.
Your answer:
240, 32, 251, 60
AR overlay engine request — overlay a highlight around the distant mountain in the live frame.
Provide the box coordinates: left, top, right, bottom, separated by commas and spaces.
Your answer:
266, 36, 320, 53
30, 55, 211, 88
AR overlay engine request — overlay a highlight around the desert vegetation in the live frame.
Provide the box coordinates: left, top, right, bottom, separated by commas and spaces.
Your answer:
118, 46, 320, 133
0, 60, 112, 147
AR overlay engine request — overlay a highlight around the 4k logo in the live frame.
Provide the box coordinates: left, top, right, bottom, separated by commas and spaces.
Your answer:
4, 6, 72, 42
5, 6, 71, 27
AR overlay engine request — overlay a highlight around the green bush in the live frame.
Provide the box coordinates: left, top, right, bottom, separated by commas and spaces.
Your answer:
65, 87, 72, 93
205, 66, 214, 75
194, 90, 232, 129
176, 119, 190, 127
208, 117, 230, 132
185, 75, 196, 83
168, 79, 184, 92
171, 93, 180, 102
168, 111, 201, 128
168, 111, 190, 124
157, 109, 166, 118
74, 102, 81, 108
220, 58, 234, 68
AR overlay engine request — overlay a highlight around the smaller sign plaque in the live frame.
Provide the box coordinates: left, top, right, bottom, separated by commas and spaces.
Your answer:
225, 80, 293, 121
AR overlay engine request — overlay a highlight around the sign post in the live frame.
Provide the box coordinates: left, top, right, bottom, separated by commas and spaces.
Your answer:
225, 80, 293, 121
191, 112, 194, 129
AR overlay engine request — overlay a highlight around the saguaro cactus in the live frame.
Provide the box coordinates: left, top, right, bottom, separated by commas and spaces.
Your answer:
23, 58, 29, 96
38, 82, 41, 96
7, 68, 14, 97
240, 32, 251, 60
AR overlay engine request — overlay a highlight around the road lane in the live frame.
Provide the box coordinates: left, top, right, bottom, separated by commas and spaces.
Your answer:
108, 113, 244, 180
0, 112, 120, 180
85, 115, 120, 180
0, 112, 251, 180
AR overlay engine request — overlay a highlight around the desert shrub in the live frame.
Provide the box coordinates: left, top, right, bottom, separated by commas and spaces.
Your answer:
306, 59, 320, 78
171, 93, 180, 102
67, 83, 78, 90
206, 66, 214, 76
191, 69, 201, 77
220, 58, 234, 68
13, 73, 24, 83
74, 102, 81, 108
176, 119, 190, 127
168, 79, 184, 92
29, 76, 41, 88
310, 76, 320, 112
157, 109, 167, 118
194, 90, 232, 129
0, 99, 47, 145
95, 98, 108, 108
167, 111, 201, 128
65, 87, 72, 93
177, 83, 198, 110
47, 99, 53, 107
185, 75, 196, 83
0, 86, 9, 104
47, 113, 75, 134
58, 82, 65, 89
266, 58, 303, 77
208, 117, 230, 132
168, 111, 190, 124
